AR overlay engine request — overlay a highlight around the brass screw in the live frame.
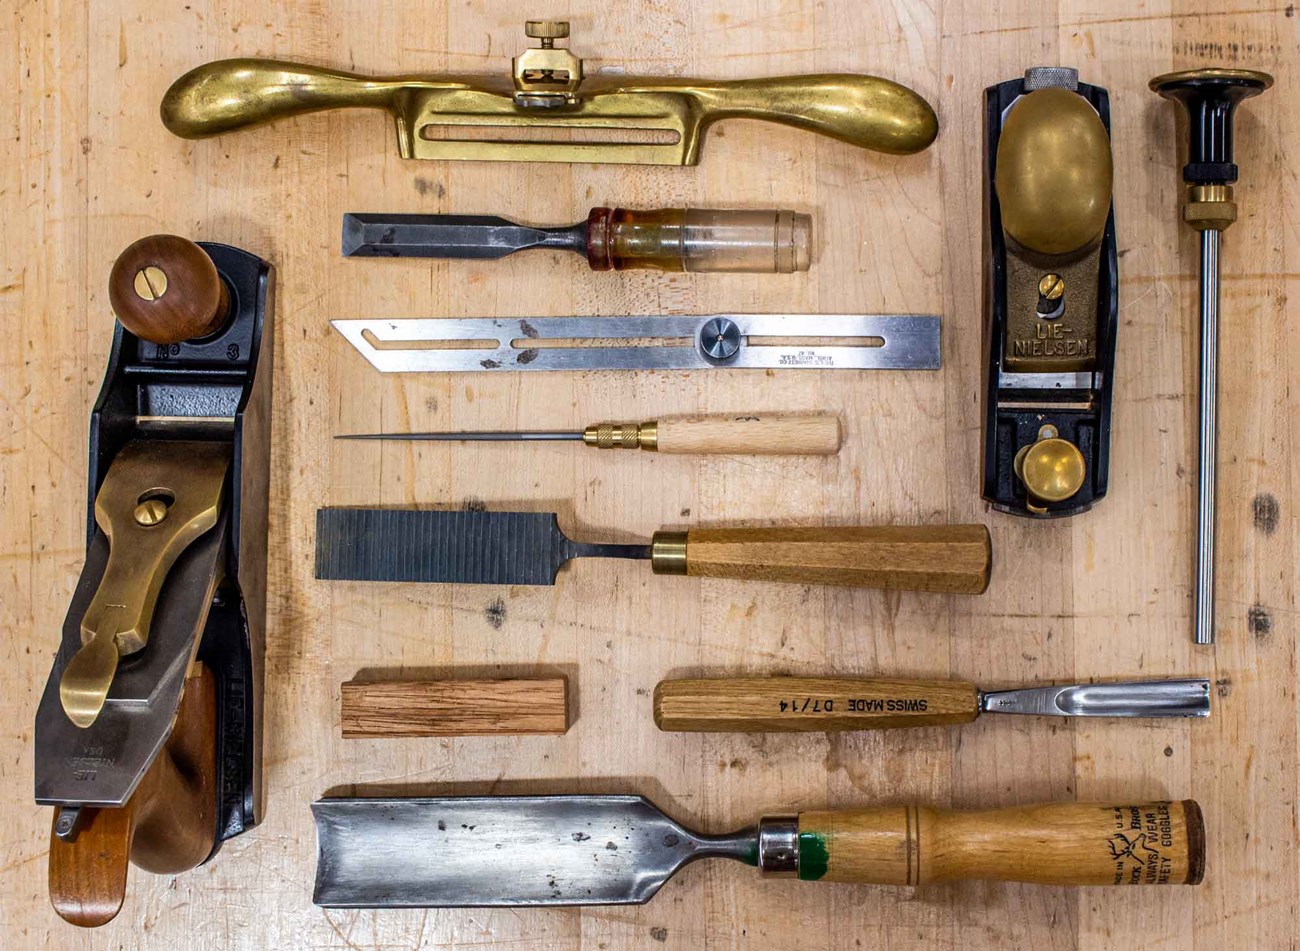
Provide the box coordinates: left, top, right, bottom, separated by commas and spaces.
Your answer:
133, 498, 170, 526
133, 265, 169, 301
1038, 273, 1065, 301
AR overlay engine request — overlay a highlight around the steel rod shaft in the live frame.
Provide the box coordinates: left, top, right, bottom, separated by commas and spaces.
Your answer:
1195, 228, 1221, 645
336, 431, 582, 441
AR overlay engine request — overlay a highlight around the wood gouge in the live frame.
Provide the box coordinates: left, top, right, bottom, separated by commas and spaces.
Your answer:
311, 795, 1205, 906
314, 509, 992, 594
336, 414, 842, 456
653, 676, 1211, 732
343, 208, 811, 273
161, 21, 938, 166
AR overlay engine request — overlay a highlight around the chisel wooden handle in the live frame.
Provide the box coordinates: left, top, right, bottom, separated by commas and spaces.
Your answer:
654, 677, 979, 731
650, 525, 991, 593
787, 800, 1203, 886
583, 415, 841, 455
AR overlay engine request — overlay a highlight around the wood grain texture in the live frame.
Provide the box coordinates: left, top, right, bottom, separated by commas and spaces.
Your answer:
654, 677, 981, 731
1, 1, 1294, 948
655, 414, 842, 454
682, 525, 992, 592
341, 678, 569, 737
797, 800, 1203, 886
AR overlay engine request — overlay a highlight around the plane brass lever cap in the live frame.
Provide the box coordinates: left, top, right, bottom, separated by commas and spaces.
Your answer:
1014, 427, 1086, 510
108, 235, 231, 344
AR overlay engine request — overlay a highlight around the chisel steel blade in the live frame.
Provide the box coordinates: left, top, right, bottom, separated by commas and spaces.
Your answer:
312, 796, 751, 907
343, 212, 586, 259
314, 509, 650, 585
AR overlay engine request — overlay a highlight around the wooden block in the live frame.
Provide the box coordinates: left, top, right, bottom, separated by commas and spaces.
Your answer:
340, 678, 569, 737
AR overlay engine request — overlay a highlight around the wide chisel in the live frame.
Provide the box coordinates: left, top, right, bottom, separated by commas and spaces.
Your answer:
654, 676, 1210, 732
314, 509, 992, 593
311, 795, 1205, 906
336, 414, 842, 455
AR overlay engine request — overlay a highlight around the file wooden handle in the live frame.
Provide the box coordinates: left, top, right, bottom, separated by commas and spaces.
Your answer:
651, 525, 991, 593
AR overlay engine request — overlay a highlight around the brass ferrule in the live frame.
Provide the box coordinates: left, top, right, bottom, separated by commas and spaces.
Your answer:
582, 421, 656, 450
649, 531, 689, 574
1183, 183, 1236, 232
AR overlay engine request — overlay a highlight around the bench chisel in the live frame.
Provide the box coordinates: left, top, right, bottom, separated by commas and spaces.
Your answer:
312, 795, 1205, 907
344, 208, 812, 273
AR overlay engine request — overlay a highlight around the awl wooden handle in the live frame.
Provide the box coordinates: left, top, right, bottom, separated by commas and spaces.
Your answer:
650, 524, 991, 593
584, 415, 842, 455
654, 677, 979, 731
792, 800, 1204, 886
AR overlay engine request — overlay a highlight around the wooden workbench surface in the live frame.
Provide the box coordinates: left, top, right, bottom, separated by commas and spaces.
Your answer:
2, 2, 1294, 948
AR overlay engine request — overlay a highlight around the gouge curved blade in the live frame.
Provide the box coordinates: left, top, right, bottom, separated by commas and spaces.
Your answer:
331, 314, 941, 373
312, 796, 753, 907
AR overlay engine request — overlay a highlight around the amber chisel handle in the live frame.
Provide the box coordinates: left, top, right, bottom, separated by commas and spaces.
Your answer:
650, 525, 991, 593
689, 75, 938, 155
583, 415, 842, 455
161, 59, 408, 139
654, 677, 979, 732
786, 801, 1204, 886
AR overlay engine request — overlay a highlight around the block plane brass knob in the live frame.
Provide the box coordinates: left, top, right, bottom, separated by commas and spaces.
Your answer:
108, 235, 230, 344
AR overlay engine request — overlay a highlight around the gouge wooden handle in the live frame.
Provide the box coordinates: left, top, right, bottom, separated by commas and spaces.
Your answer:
161, 59, 406, 139
654, 677, 979, 731
690, 75, 938, 156
650, 524, 991, 593
793, 801, 1204, 886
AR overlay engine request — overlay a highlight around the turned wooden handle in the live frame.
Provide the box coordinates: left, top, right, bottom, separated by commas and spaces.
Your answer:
48, 664, 218, 927
654, 677, 979, 732
651, 524, 991, 593
655, 415, 841, 455
794, 801, 1204, 886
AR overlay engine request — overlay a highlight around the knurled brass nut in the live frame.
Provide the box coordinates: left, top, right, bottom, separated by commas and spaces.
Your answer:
526, 20, 569, 39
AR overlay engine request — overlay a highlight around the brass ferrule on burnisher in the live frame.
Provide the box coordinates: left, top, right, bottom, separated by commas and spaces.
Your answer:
1183, 184, 1237, 233
649, 531, 689, 574
581, 421, 659, 450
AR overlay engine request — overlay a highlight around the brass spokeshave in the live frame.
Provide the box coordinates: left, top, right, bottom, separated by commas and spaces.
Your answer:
982, 67, 1118, 516
160, 21, 939, 165
34, 234, 274, 927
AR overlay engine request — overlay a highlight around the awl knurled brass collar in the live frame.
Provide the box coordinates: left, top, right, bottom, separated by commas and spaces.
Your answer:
649, 531, 689, 574
582, 421, 657, 450
1183, 183, 1237, 232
